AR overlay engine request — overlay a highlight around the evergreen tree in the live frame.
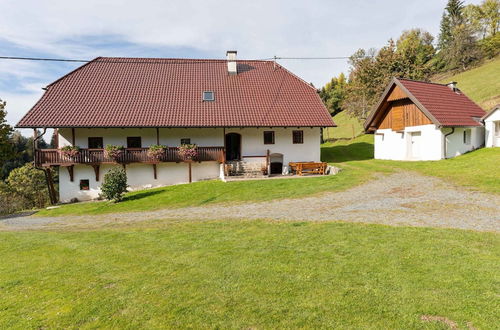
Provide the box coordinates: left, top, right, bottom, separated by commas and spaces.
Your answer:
438, 0, 465, 50
319, 73, 347, 116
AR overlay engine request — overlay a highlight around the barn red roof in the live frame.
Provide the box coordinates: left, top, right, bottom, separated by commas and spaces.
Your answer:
16, 57, 334, 128
365, 78, 486, 130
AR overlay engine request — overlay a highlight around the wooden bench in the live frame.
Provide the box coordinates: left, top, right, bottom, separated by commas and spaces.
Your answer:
289, 162, 327, 176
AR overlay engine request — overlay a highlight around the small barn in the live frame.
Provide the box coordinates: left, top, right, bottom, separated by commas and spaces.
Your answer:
364, 78, 486, 161
483, 105, 500, 147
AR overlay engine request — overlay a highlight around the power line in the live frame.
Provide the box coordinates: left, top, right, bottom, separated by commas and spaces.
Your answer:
0, 55, 357, 64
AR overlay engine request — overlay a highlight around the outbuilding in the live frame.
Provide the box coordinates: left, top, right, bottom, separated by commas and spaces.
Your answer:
483, 105, 500, 147
364, 78, 486, 161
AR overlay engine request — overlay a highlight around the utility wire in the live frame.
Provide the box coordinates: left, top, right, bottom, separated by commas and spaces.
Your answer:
0, 55, 357, 64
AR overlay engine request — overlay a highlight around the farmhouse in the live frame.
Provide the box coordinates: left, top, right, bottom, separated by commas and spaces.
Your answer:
364, 78, 486, 161
483, 105, 500, 147
16, 51, 334, 202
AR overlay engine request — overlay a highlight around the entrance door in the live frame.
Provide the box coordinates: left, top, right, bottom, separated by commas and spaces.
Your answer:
225, 133, 241, 161
410, 132, 421, 159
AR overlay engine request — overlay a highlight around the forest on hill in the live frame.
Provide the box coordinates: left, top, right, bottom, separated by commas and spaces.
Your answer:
319, 0, 499, 121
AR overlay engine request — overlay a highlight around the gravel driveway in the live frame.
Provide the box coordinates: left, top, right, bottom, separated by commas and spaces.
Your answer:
2, 172, 499, 232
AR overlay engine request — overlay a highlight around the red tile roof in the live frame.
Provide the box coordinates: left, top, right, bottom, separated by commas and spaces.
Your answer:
365, 78, 486, 131
16, 57, 334, 128
398, 79, 486, 127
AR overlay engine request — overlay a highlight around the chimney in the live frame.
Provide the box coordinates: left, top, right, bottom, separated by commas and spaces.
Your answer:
447, 81, 458, 91
226, 50, 237, 75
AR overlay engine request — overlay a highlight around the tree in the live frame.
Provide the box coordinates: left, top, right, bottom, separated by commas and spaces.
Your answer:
481, 0, 500, 36
438, 0, 465, 50
3, 163, 50, 211
0, 99, 14, 169
100, 167, 128, 202
1, 131, 33, 179
396, 29, 436, 80
319, 73, 347, 116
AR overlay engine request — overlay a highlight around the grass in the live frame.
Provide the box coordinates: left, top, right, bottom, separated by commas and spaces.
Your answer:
0, 220, 498, 328
323, 111, 364, 140
38, 134, 500, 216
435, 56, 500, 110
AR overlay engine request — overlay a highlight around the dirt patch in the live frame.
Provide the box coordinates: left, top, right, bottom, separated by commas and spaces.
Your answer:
421, 315, 458, 329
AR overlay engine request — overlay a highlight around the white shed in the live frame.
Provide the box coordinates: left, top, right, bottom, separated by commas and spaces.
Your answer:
483, 105, 500, 147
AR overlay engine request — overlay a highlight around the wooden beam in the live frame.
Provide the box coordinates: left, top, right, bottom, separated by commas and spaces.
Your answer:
44, 168, 57, 205
71, 128, 75, 145
67, 165, 74, 182
33, 129, 38, 150
156, 127, 160, 145
188, 161, 192, 183
92, 165, 100, 181
153, 163, 157, 179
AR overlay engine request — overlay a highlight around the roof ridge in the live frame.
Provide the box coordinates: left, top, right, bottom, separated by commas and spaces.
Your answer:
396, 77, 449, 87
96, 56, 272, 63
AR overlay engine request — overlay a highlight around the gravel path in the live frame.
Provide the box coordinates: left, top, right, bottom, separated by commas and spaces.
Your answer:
2, 172, 499, 232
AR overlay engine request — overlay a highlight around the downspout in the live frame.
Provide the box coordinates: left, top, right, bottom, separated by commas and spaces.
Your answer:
443, 127, 455, 159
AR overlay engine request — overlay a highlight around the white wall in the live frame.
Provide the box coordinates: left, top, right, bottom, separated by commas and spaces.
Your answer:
57, 127, 321, 201
374, 124, 443, 161
374, 124, 485, 161
444, 126, 484, 158
58, 127, 224, 148
58, 162, 221, 202
226, 127, 321, 170
484, 109, 500, 147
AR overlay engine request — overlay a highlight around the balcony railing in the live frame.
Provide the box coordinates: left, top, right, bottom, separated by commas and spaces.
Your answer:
35, 147, 225, 166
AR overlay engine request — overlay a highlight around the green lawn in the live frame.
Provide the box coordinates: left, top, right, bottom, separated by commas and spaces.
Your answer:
323, 111, 364, 140
436, 56, 500, 110
1, 220, 498, 328
38, 134, 499, 216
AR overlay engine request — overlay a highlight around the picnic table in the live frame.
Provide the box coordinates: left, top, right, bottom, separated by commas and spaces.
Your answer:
289, 162, 327, 176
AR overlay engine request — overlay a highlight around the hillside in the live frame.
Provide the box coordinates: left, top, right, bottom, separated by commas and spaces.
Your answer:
434, 56, 500, 111
323, 111, 364, 141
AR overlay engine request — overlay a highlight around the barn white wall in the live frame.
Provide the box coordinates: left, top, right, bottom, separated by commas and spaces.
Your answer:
484, 109, 500, 147
374, 124, 484, 161
374, 124, 442, 161
57, 127, 321, 201
444, 127, 484, 158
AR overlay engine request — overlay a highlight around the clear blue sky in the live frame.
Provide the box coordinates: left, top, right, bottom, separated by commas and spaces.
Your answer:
0, 0, 482, 135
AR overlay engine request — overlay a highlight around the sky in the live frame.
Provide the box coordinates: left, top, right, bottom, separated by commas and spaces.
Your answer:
0, 0, 482, 136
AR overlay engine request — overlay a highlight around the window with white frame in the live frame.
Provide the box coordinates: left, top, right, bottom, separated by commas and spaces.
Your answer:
463, 129, 471, 145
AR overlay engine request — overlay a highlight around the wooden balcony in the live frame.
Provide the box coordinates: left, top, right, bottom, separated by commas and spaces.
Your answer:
35, 147, 225, 166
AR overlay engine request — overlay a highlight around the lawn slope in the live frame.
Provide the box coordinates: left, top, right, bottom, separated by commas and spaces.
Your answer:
0, 220, 498, 328
323, 111, 364, 140
435, 56, 500, 110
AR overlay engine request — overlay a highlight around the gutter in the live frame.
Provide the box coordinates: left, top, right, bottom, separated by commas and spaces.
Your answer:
443, 127, 455, 159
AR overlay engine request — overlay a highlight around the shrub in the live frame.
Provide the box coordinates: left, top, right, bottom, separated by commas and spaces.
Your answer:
147, 145, 167, 160
0, 163, 52, 214
104, 145, 124, 161
59, 145, 80, 158
100, 167, 128, 202
178, 144, 198, 161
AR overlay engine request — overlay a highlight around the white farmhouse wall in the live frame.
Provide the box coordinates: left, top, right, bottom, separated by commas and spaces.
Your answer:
444, 127, 484, 158
484, 109, 500, 147
374, 124, 442, 161
226, 127, 321, 170
57, 127, 321, 202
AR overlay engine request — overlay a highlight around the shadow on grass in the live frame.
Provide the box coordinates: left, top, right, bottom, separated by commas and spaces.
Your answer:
321, 142, 374, 163
122, 189, 164, 202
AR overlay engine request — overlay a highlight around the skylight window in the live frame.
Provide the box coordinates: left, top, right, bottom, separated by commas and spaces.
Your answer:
203, 91, 215, 101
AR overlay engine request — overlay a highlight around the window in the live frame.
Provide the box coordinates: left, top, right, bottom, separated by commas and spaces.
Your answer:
202, 91, 214, 101
292, 130, 303, 144
79, 179, 90, 191
88, 137, 103, 149
180, 138, 191, 145
463, 129, 471, 145
495, 122, 500, 137
127, 137, 142, 148
263, 131, 275, 144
